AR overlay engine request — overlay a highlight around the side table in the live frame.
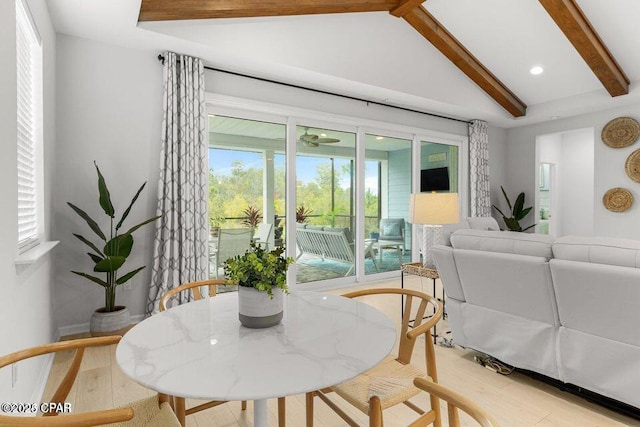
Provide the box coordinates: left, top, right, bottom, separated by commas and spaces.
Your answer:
400, 262, 449, 344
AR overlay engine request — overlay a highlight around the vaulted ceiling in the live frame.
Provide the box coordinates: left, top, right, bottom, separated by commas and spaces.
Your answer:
48, 0, 640, 128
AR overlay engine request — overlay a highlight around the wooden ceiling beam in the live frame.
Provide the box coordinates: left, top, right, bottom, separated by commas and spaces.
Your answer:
539, 0, 629, 97
390, 0, 427, 18
397, 6, 527, 117
138, 0, 397, 21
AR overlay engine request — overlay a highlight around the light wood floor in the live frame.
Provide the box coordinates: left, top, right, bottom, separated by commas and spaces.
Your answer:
44, 276, 640, 426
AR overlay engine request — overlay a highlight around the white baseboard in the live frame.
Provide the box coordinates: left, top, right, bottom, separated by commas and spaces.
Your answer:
56, 314, 146, 338
30, 314, 147, 411
29, 352, 55, 407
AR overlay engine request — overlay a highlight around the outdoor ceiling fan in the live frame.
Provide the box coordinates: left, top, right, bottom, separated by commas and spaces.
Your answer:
298, 127, 340, 147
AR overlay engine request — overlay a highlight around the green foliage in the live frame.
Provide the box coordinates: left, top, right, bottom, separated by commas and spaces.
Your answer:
241, 205, 262, 229
209, 214, 225, 228
493, 186, 535, 232
209, 154, 379, 233
224, 242, 294, 298
68, 162, 161, 312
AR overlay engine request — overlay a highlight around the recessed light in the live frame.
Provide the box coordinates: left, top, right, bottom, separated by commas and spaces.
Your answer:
210, 339, 218, 345
320, 133, 327, 137
530, 66, 544, 75
376, 136, 384, 140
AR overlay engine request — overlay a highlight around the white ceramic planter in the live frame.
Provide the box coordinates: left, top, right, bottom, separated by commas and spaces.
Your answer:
238, 286, 283, 328
90, 306, 131, 336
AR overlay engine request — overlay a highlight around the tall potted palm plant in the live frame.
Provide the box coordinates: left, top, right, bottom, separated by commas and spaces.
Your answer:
68, 162, 160, 336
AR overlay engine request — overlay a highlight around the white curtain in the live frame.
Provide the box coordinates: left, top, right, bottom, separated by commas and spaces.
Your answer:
146, 52, 208, 316
469, 120, 491, 217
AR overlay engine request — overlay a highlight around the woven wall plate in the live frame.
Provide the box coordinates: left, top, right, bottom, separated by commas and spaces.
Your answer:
602, 117, 640, 148
625, 149, 640, 182
603, 188, 633, 212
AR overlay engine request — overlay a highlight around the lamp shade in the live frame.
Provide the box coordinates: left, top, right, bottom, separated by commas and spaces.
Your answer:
409, 193, 460, 225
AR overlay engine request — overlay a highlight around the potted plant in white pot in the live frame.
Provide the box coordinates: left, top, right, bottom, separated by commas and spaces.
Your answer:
224, 242, 294, 328
68, 162, 161, 336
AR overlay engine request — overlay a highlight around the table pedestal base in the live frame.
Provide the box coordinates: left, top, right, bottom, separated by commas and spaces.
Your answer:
254, 399, 268, 427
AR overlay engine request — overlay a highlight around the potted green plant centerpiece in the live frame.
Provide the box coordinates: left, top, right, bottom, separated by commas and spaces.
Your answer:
224, 242, 294, 328
68, 162, 160, 336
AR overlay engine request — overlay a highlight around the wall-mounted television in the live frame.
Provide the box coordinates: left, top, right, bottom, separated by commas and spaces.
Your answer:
421, 167, 450, 192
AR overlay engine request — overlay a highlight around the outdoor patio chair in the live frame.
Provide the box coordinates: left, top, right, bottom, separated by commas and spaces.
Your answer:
254, 222, 273, 250
212, 228, 252, 278
379, 218, 406, 243
378, 218, 406, 259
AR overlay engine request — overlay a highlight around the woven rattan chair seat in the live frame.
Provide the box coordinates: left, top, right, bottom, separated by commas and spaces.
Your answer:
331, 356, 429, 413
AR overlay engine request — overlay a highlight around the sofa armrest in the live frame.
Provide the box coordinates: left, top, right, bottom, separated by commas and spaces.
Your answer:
432, 245, 465, 301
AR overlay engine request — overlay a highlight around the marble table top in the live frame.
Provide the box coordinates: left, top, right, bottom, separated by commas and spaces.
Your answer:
116, 291, 396, 401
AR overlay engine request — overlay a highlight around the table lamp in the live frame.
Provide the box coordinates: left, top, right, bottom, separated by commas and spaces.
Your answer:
409, 192, 460, 268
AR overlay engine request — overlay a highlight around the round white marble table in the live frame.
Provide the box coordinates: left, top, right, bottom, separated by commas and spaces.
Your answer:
116, 291, 396, 427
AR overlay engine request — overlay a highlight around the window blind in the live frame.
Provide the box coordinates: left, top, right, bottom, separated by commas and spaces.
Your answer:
16, 0, 42, 251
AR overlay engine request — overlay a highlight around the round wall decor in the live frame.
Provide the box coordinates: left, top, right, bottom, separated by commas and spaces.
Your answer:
603, 187, 633, 212
625, 149, 640, 182
602, 117, 640, 148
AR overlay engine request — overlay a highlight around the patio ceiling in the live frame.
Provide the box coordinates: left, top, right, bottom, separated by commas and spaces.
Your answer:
209, 116, 413, 152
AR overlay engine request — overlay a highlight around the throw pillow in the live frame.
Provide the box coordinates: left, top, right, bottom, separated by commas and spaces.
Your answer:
382, 222, 401, 237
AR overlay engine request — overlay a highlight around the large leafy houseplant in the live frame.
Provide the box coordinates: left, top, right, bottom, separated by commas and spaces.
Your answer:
224, 242, 294, 298
493, 186, 535, 232
68, 162, 161, 312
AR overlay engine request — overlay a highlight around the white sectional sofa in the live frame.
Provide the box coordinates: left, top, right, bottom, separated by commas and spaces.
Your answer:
432, 228, 640, 409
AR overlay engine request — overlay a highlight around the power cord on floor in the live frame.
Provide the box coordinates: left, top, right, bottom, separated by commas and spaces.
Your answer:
473, 354, 515, 375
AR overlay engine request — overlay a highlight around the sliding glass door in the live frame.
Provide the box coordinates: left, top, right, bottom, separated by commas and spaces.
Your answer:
208, 115, 286, 289
363, 134, 412, 276
206, 104, 467, 289
295, 125, 356, 284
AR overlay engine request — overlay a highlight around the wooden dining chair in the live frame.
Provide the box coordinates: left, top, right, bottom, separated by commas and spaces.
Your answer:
413, 377, 500, 427
305, 288, 443, 427
160, 279, 287, 427
0, 336, 180, 427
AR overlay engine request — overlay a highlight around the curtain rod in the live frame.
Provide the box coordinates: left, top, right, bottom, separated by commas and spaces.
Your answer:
157, 54, 472, 125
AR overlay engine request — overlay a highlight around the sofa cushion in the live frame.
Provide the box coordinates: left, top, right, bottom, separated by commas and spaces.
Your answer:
467, 216, 500, 231
442, 221, 470, 246
553, 235, 640, 268
451, 229, 555, 260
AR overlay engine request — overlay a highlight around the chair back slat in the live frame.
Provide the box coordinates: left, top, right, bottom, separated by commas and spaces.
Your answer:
399, 294, 413, 362
46, 348, 85, 416
341, 288, 442, 367
412, 299, 429, 330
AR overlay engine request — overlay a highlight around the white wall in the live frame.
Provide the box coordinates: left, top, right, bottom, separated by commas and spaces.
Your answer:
0, 0, 57, 403
53, 35, 162, 330
506, 102, 640, 239
205, 70, 470, 138
560, 129, 594, 236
